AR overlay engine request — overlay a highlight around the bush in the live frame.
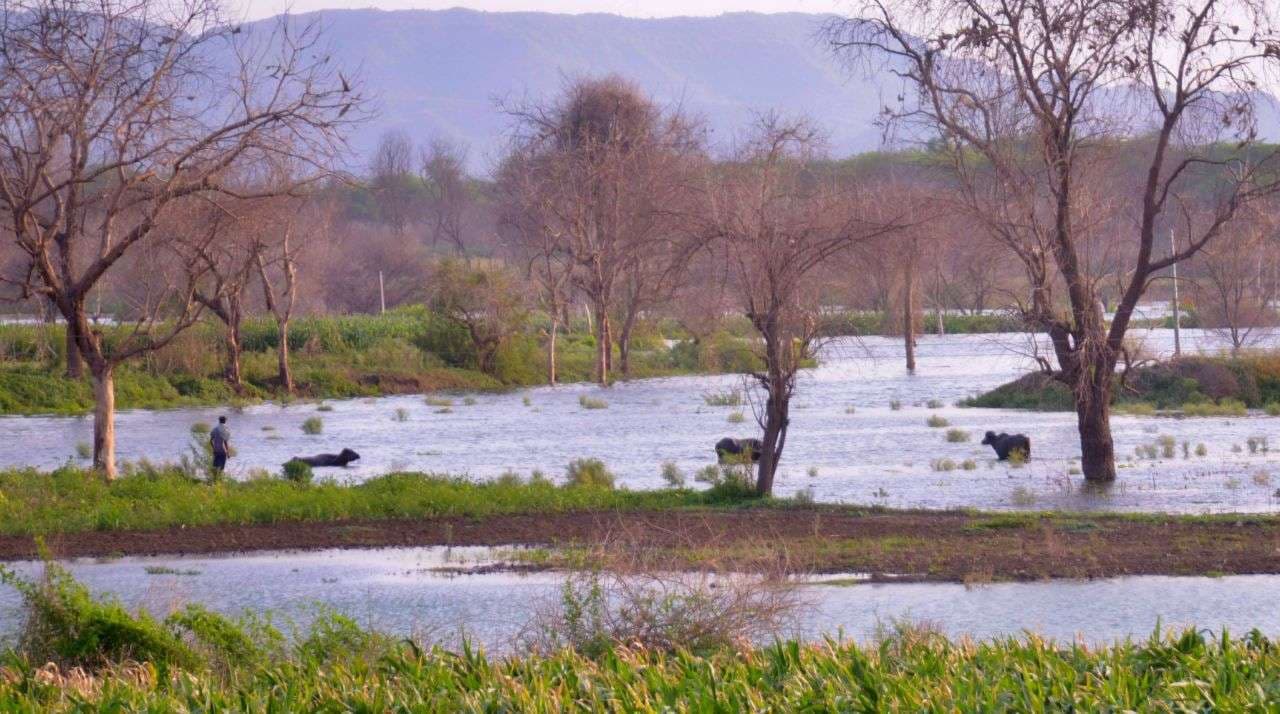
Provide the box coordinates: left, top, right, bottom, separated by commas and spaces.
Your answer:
565, 459, 615, 489
0, 557, 201, 670
944, 428, 969, 442
660, 462, 685, 488
578, 394, 608, 410
282, 460, 313, 484
926, 414, 949, 428
301, 417, 323, 435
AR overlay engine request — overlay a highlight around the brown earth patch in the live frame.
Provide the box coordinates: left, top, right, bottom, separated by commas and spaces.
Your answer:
5, 509, 1280, 582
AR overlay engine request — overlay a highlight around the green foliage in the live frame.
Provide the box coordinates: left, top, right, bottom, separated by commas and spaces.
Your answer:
818, 310, 1025, 336
0, 558, 201, 670
701, 389, 742, 407
565, 458, 615, 489
301, 417, 323, 435
926, 414, 949, 428
660, 462, 685, 488
282, 460, 314, 485
578, 394, 608, 410
0, 467, 753, 537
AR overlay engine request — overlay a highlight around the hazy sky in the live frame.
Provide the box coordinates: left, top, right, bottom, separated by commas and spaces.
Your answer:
236, 0, 847, 21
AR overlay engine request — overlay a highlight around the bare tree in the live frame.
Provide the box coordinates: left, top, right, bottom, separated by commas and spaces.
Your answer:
421, 138, 474, 256
705, 119, 899, 496
1192, 202, 1280, 354
179, 200, 257, 390
370, 130, 418, 234
831, 0, 1280, 481
504, 76, 703, 385
0, 0, 365, 477
253, 194, 320, 394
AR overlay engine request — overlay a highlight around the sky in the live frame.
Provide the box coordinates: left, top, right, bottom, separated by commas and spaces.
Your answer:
235, 0, 848, 21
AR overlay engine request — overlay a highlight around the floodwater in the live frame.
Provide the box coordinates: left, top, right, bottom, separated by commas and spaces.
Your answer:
1, 547, 1276, 650
5, 328, 1280, 513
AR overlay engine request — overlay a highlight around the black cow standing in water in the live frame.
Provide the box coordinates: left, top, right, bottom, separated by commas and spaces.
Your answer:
714, 437, 762, 463
287, 448, 361, 468
981, 432, 1031, 461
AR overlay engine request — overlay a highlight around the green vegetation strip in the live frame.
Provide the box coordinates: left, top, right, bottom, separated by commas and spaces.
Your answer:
0, 467, 750, 536
0, 565, 1275, 713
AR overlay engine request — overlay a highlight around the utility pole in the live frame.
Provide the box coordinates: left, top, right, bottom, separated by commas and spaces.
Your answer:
378, 270, 386, 315
1170, 228, 1181, 359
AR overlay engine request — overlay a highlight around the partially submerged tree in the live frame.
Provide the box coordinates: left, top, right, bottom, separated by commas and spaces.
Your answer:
831, 0, 1280, 481
1192, 202, 1280, 354
0, 0, 364, 477
705, 119, 899, 496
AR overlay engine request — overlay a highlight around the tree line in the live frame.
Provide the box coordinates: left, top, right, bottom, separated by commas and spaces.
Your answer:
2, 0, 1280, 494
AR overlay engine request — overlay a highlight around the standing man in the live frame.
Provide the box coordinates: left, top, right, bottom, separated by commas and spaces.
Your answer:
210, 416, 231, 477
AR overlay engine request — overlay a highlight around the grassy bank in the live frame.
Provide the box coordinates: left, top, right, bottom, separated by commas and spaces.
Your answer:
0, 467, 757, 537
0, 308, 759, 414
0, 560, 1271, 712
964, 353, 1280, 413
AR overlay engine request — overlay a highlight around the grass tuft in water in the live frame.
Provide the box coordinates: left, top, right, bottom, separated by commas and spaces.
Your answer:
301, 417, 323, 435
578, 395, 608, 410
926, 414, 949, 428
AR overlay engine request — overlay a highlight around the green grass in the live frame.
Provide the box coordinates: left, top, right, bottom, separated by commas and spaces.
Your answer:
0, 309, 753, 415
0, 467, 753, 537
0, 591, 1276, 713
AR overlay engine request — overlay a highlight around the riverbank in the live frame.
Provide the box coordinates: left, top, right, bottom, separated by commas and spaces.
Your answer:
0, 309, 759, 414
963, 352, 1280, 413
4, 468, 1280, 581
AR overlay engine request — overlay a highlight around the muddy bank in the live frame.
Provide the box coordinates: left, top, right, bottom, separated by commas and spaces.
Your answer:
9, 508, 1280, 582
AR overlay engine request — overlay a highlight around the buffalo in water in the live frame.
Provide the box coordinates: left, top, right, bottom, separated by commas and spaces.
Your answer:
715, 437, 762, 463
981, 432, 1031, 461
287, 448, 361, 468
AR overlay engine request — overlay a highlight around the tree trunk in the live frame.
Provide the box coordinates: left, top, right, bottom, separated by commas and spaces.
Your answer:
92, 365, 117, 480
593, 302, 611, 386
547, 319, 559, 385
903, 267, 917, 373
277, 318, 293, 393
756, 369, 789, 497
1076, 378, 1117, 482
224, 317, 243, 390
617, 310, 638, 377
64, 321, 83, 378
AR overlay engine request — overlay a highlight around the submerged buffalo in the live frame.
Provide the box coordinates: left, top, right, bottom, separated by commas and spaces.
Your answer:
287, 448, 361, 468
981, 432, 1031, 461
715, 437, 762, 464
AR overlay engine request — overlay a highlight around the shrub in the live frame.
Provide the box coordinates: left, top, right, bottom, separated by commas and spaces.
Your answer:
926, 414, 949, 428
565, 458, 615, 489
1196, 443, 1208, 457
1158, 435, 1177, 459
1267, 402, 1280, 417
960, 459, 977, 470
301, 417, 323, 435
702, 389, 742, 407
282, 460, 313, 484
578, 394, 608, 410
189, 422, 211, 435
660, 462, 685, 488
1182, 399, 1247, 417
944, 428, 969, 443
695, 463, 757, 499
0, 557, 201, 670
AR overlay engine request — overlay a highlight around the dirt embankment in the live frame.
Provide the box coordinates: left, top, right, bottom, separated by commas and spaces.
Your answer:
8, 509, 1280, 582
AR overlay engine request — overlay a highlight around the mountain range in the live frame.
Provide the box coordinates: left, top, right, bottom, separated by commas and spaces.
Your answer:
251, 8, 1280, 174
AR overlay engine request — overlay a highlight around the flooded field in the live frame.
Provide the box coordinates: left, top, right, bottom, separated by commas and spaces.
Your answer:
2, 546, 1276, 650
5, 328, 1280, 513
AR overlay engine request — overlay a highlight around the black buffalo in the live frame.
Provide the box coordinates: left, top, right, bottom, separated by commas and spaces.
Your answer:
715, 437, 762, 464
981, 432, 1031, 461
287, 448, 361, 468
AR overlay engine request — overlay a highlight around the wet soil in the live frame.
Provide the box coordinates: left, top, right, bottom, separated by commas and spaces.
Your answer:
7, 508, 1280, 583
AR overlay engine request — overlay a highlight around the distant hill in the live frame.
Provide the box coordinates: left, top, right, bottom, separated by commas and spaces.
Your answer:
249, 8, 1280, 174
251, 9, 899, 172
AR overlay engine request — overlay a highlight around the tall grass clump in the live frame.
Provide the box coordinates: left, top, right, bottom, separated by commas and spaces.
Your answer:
660, 462, 685, 488
944, 428, 969, 443
301, 417, 323, 435
701, 389, 742, 407
926, 414, 949, 428
424, 396, 453, 408
727, 410, 746, 423
578, 394, 608, 410
565, 459, 615, 489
